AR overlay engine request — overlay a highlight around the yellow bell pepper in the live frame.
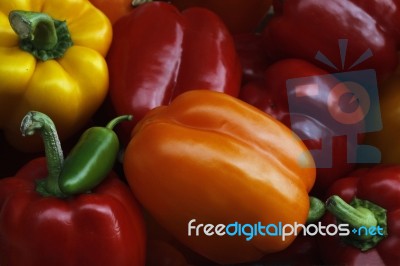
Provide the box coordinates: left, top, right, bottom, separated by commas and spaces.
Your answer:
0, 0, 112, 152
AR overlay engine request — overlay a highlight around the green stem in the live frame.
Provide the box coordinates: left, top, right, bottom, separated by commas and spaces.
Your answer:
326, 196, 377, 228
20, 111, 66, 197
106, 115, 133, 130
9, 10, 73, 61
306, 196, 326, 224
326, 195, 387, 251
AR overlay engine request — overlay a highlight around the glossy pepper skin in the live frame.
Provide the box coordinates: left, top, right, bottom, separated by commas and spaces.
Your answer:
0, 159, 146, 266
107, 2, 242, 143
123, 90, 316, 264
59, 115, 132, 195
318, 166, 400, 265
262, 0, 399, 82
0, 0, 112, 152
0, 112, 146, 265
240, 59, 363, 196
169, 0, 272, 34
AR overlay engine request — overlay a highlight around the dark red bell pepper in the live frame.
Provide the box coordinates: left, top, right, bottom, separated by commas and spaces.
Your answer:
168, 0, 272, 34
0, 112, 146, 266
259, 235, 322, 265
107, 2, 242, 143
318, 165, 400, 265
146, 239, 188, 266
233, 33, 272, 84
239, 59, 363, 196
262, 0, 399, 82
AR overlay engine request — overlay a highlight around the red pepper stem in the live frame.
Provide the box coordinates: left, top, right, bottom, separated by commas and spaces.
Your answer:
106, 115, 133, 130
326, 195, 377, 229
326, 195, 387, 251
20, 111, 66, 198
9, 10, 73, 61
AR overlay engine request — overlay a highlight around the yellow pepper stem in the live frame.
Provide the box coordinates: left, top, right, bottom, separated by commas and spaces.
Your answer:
9, 10, 73, 61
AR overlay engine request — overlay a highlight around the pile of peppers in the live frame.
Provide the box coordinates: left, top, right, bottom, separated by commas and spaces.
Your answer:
1, 0, 400, 265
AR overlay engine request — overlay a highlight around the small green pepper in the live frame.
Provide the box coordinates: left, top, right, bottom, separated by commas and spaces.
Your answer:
59, 115, 132, 195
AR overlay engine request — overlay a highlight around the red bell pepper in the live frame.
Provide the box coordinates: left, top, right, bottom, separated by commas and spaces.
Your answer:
0, 112, 146, 265
259, 235, 322, 265
144, 213, 217, 265
233, 33, 272, 84
318, 165, 400, 265
168, 0, 272, 34
262, 0, 399, 82
240, 59, 363, 196
107, 2, 242, 143
146, 240, 188, 266
88, 0, 158, 25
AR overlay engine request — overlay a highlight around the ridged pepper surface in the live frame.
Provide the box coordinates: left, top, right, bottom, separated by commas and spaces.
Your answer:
123, 90, 316, 264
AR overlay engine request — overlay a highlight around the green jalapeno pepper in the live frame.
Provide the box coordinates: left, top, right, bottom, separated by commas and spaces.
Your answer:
59, 115, 132, 195
20, 111, 131, 197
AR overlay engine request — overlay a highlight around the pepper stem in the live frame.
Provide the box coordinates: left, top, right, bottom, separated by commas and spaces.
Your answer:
20, 111, 66, 198
326, 195, 387, 251
9, 10, 73, 61
132, 0, 153, 7
106, 115, 133, 130
306, 196, 326, 224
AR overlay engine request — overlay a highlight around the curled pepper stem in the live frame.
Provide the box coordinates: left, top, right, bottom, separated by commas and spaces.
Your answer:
9, 10, 73, 61
306, 196, 326, 224
21, 111, 66, 197
326, 195, 387, 251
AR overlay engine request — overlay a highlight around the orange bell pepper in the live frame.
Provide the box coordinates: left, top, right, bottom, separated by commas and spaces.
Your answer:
88, 0, 133, 24
123, 90, 316, 264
